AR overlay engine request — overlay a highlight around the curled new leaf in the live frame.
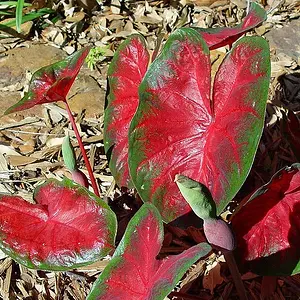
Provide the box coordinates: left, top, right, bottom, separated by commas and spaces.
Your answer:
104, 34, 150, 188
129, 28, 270, 222
88, 203, 211, 300
0, 178, 117, 270
71, 169, 89, 188
203, 218, 235, 251
194, 2, 266, 50
175, 174, 216, 220
4, 48, 90, 115
62, 136, 76, 171
232, 164, 300, 275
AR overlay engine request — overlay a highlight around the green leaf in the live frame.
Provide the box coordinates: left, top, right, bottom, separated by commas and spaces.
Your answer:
0, 1, 30, 6
16, 0, 24, 33
2, 8, 54, 27
62, 136, 76, 171
175, 174, 216, 220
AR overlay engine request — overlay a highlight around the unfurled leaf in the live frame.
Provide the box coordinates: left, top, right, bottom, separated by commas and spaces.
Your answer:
175, 174, 216, 220
4, 48, 89, 115
129, 28, 270, 222
88, 203, 211, 300
104, 34, 150, 188
62, 136, 76, 171
0, 178, 117, 270
194, 2, 266, 50
232, 164, 300, 275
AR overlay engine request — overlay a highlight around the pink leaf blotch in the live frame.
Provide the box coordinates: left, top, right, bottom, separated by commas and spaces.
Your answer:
232, 164, 300, 276
194, 2, 266, 50
0, 178, 117, 271
129, 28, 270, 222
88, 203, 211, 300
104, 34, 150, 188
4, 47, 90, 115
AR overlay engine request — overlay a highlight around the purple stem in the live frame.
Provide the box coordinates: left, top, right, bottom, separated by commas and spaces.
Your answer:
224, 250, 248, 300
64, 101, 100, 197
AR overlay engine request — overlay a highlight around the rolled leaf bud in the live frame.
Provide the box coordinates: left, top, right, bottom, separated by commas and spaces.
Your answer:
72, 169, 89, 188
203, 218, 235, 251
62, 136, 76, 171
175, 174, 217, 220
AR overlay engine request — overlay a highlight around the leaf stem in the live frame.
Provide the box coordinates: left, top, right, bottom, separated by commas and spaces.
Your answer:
223, 251, 248, 300
65, 101, 100, 197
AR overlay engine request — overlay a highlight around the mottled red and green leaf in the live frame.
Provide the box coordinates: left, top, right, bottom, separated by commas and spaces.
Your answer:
4, 48, 89, 115
194, 2, 266, 50
129, 28, 270, 222
232, 164, 300, 275
88, 203, 211, 300
0, 178, 117, 270
104, 34, 150, 188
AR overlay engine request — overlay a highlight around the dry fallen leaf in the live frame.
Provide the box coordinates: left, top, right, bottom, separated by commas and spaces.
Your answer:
203, 261, 224, 294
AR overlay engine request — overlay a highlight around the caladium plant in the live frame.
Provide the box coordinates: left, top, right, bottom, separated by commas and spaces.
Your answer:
2, 4, 300, 298
1, 44, 212, 298
0, 178, 117, 270
88, 203, 211, 299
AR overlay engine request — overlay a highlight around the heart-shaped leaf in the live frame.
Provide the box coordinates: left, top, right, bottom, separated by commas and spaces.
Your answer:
129, 28, 270, 222
4, 47, 90, 115
194, 2, 266, 50
88, 203, 211, 299
0, 178, 117, 270
232, 164, 300, 276
104, 34, 150, 188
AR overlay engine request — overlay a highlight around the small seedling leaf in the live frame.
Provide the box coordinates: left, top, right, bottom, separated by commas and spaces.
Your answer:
87, 203, 211, 300
232, 164, 300, 275
0, 178, 117, 270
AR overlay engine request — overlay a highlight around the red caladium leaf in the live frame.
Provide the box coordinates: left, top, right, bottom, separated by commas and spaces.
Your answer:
104, 34, 150, 188
232, 164, 300, 276
0, 178, 117, 270
88, 203, 211, 299
4, 48, 90, 115
129, 28, 270, 222
194, 2, 266, 50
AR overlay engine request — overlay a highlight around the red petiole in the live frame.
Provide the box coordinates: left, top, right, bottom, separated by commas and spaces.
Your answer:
65, 100, 100, 197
